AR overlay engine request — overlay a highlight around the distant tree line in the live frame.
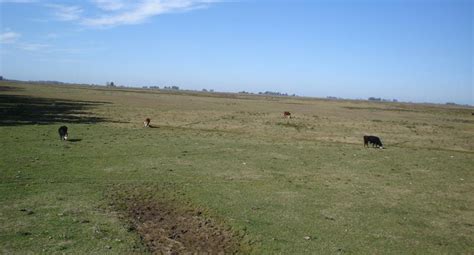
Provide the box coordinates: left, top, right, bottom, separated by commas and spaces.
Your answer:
163, 86, 180, 90
368, 97, 398, 102
2, 76, 469, 107
257, 91, 296, 97
139, 85, 180, 90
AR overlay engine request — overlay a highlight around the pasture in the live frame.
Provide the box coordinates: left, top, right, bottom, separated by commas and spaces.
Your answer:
0, 82, 473, 254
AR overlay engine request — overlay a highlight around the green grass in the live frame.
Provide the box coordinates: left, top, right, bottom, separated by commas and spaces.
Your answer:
0, 82, 473, 254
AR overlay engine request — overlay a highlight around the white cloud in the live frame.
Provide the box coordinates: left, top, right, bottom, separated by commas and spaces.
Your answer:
0, 31, 21, 43
0, 29, 51, 52
37, 1, 219, 28
91, 0, 125, 11
46, 4, 83, 21
82, 0, 220, 27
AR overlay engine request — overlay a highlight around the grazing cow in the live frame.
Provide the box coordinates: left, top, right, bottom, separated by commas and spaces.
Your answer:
144, 118, 151, 127
283, 111, 291, 118
364, 135, 384, 149
58, 126, 68, 141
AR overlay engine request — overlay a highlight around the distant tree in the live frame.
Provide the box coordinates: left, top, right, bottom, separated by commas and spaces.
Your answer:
202, 89, 208, 92
368, 97, 381, 101
0, 76, 3, 80
259, 91, 290, 96
106, 81, 116, 87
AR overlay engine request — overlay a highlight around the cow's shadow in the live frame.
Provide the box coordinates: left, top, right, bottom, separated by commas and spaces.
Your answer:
67, 138, 82, 142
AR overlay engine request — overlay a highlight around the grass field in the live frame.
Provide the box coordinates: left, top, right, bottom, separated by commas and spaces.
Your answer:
1, 82, 473, 254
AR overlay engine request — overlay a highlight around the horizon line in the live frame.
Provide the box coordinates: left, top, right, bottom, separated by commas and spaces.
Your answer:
0, 78, 472, 108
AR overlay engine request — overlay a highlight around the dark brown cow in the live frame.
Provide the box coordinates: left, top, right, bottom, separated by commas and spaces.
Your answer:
283, 111, 291, 118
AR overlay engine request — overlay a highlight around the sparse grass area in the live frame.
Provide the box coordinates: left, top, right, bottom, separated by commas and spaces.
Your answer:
1, 82, 473, 254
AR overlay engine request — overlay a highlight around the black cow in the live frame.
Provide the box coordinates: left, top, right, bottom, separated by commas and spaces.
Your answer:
364, 135, 384, 149
58, 126, 68, 140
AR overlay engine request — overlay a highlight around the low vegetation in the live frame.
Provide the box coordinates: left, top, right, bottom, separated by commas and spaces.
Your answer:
0, 82, 473, 254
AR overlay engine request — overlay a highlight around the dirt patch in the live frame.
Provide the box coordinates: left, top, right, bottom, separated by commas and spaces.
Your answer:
107, 185, 242, 254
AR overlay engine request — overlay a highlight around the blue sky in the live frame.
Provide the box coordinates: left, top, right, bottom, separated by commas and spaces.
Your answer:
0, 0, 472, 104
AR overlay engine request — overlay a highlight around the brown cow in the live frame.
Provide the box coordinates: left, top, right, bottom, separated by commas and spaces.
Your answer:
144, 118, 151, 127
283, 111, 291, 118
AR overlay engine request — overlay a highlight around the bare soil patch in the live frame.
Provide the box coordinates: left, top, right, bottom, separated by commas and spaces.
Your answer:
107, 185, 242, 254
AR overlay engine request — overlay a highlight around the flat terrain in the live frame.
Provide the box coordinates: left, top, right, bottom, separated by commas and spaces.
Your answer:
1, 82, 473, 254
